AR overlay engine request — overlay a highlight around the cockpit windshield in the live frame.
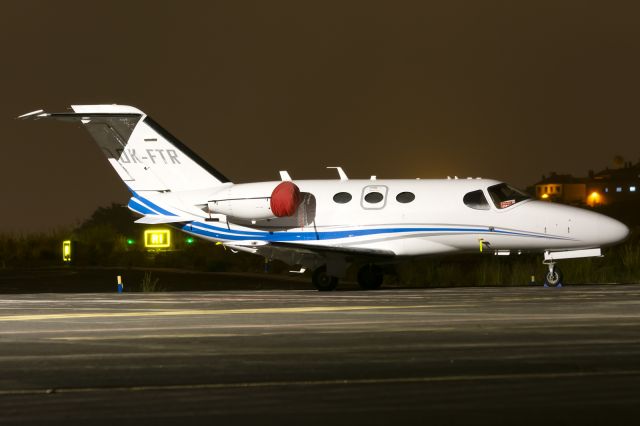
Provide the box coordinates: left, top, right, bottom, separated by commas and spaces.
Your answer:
487, 183, 531, 209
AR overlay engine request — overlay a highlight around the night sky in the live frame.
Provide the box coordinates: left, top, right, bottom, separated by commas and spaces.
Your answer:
2, 1, 639, 232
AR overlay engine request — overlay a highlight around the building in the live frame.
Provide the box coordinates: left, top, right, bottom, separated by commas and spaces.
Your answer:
534, 173, 587, 205
534, 161, 640, 207
587, 163, 640, 206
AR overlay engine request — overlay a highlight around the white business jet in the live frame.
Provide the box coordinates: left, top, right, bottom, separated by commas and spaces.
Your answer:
20, 105, 630, 290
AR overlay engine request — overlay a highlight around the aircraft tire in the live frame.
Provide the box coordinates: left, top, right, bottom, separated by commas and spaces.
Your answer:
545, 267, 563, 287
357, 264, 384, 290
312, 266, 338, 291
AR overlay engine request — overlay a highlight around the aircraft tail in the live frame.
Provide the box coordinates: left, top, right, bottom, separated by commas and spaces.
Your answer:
20, 105, 230, 193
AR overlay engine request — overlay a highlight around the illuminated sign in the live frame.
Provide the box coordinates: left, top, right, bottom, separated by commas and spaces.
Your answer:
62, 240, 72, 262
144, 229, 171, 249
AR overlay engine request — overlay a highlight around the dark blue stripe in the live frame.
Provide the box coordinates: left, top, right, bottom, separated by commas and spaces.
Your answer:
131, 191, 176, 216
193, 221, 278, 236
184, 222, 571, 242
184, 224, 316, 241
128, 199, 156, 216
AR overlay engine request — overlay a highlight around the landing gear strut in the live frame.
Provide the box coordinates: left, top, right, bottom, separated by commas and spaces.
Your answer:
357, 264, 384, 290
312, 266, 338, 292
544, 262, 563, 287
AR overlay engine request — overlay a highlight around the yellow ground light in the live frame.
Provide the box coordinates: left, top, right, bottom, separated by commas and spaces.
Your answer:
144, 229, 171, 249
62, 240, 71, 262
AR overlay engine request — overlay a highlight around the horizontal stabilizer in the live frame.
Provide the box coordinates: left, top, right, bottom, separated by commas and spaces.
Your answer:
223, 240, 269, 247
134, 215, 195, 224
222, 240, 269, 255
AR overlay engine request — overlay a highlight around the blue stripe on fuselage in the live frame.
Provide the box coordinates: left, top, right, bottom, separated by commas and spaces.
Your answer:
130, 191, 177, 216
128, 198, 157, 216
182, 222, 571, 242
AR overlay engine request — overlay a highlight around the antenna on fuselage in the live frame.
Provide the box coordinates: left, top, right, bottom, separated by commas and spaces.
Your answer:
327, 166, 348, 181
279, 170, 292, 181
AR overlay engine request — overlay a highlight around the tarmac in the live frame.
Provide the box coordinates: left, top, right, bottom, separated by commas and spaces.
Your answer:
1, 285, 639, 425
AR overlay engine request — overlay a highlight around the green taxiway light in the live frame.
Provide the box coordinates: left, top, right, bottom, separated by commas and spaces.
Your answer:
186, 237, 195, 244
126, 239, 135, 245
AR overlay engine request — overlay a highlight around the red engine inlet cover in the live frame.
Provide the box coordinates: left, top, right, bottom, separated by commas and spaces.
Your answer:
270, 182, 301, 217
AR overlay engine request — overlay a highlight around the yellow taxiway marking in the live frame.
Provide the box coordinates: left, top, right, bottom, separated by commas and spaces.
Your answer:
0, 305, 440, 322
50, 333, 245, 341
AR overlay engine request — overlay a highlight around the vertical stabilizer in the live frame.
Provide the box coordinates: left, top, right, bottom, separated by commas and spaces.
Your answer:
23, 104, 230, 192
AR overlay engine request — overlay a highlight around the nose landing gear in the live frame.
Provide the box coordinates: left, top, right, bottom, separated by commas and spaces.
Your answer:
540, 248, 603, 288
543, 261, 563, 288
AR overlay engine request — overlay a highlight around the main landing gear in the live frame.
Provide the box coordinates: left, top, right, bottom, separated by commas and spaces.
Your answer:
357, 264, 384, 290
312, 266, 338, 291
311, 264, 384, 291
543, 261, 563, 288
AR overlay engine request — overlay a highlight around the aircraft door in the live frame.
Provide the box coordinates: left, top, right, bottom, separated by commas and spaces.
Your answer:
361, 185, 388, 209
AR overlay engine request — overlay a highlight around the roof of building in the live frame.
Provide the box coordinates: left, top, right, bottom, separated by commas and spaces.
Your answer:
534, 173, 587, 185
593, 163, 640, 181
533, 161, 640, 186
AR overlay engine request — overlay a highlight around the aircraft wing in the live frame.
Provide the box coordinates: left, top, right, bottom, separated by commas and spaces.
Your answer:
268, 241, 396, 258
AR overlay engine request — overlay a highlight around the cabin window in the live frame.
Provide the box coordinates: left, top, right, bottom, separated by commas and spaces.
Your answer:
463, 190, 490, 210
396, 192, 415, 203
333, 192, 352, 204
361, 185, 388, 209
487, 183, 530, 209
364, 191, 384, 204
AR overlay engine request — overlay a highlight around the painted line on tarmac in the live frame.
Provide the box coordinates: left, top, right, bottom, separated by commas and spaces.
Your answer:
0, 319, 430, 335
1, 370, 639, 396
51, 333, 246, 340
1, 308, 639, 324
0, 305, 447, 322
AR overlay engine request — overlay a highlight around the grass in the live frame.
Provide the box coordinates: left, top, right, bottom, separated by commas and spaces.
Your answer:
1, 224, 639, 288
140, 271, 163, 292
393, 234, 640, 287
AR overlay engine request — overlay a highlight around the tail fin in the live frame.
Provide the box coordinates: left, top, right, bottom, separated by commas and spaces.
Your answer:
21, 104, 230, 192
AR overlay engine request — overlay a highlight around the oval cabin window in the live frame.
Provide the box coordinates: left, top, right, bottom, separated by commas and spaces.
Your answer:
333, 192, 353, 204
364, 191, 384, 204
396, 192, 415, 203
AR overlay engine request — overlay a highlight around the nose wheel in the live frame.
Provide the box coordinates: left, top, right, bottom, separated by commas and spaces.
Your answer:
544, 262, 563, 287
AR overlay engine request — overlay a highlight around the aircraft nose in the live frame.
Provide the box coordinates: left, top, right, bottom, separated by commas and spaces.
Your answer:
599, 216, 630, 245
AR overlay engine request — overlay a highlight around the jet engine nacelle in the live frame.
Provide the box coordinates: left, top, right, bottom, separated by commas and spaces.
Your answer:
208, 181, 301, 220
